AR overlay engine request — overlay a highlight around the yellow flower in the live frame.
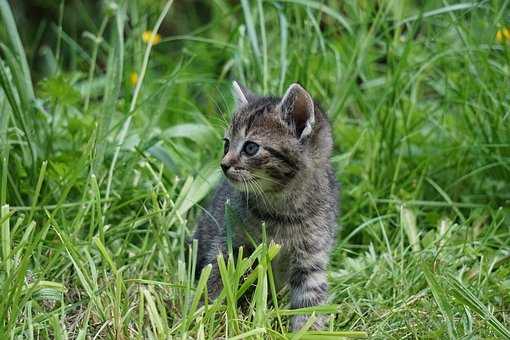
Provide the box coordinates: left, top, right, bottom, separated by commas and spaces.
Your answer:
496, 27, 510, 42
129, 72, 138, 87
142, 31, 161, 45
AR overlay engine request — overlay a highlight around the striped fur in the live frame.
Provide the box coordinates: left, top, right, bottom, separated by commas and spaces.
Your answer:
192, 83, 339, 331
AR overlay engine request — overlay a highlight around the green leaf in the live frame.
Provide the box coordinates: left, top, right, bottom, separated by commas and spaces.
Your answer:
447, 274, 510, 339
163, 123, 215, 145
421, 264, 457, 339
39, 75, 81, 106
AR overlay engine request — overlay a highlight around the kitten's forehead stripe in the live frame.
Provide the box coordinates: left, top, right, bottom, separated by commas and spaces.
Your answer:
231, 97, 280, 137
245, 108, 262, 135
245, 104, 275, 135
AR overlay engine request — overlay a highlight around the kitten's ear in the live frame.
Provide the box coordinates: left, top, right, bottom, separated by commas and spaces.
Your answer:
278, 83, 315, 139
232, 81, 256, 108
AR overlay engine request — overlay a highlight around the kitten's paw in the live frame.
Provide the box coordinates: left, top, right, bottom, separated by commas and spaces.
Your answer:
290, 314, 326, 332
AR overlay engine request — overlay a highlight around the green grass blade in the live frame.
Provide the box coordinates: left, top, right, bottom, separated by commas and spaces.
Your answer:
240, 0, 260, 58
1, 204, 11, 274
293, 332, 368, 339
276, 5, 288, 93
27, 160, 47, 222
279, 0, 351, 33
0, 0, 34, 100
230, 328, 266, 340
421, 264, 457, 339
0, 58, 35, 166
447, 274, 510, 339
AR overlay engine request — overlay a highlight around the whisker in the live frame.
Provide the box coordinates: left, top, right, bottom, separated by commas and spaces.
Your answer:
250, 179, 273, 213
251, 173, 281, 186
242, 177, 250, 209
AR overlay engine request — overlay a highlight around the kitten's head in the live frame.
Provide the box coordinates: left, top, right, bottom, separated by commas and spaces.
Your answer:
221, 82, 332, 193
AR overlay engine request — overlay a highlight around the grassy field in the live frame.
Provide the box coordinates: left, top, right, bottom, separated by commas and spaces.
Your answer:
1, 0, 510, 338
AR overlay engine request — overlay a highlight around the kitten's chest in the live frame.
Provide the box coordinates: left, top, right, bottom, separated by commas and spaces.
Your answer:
241, 214, 304, 248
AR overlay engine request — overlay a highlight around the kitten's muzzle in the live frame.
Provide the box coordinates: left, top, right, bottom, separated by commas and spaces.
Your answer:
221, 164, 244, 178
221, 152, 236, 173
221, 161, 247, 182
220, 156, 239, 175
221, 153, 248, 182
220, 162, 231, 174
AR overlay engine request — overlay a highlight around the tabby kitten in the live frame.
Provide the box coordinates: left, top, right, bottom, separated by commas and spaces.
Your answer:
193, 82, 339, 331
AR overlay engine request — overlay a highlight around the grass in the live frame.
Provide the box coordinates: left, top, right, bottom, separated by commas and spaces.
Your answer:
1, 0, 510, 338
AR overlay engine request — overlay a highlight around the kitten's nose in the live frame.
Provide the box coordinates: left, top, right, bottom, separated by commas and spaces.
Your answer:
221, 162, 230, 174
221, 156, 234, 174
221, 153, 238, 174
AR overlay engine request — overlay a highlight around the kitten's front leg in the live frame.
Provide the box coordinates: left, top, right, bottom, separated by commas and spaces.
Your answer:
288, 250, 329, 331
205, 261, 223, 299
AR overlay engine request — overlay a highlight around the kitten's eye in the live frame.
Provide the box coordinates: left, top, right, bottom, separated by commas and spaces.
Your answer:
243, 141, 259, 156
223, 139, 230, 155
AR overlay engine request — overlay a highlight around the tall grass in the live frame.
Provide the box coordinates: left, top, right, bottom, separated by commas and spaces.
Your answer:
0, 0, 509, 338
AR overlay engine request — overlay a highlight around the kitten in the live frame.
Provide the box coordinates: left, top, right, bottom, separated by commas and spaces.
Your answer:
193, 82, 339, 331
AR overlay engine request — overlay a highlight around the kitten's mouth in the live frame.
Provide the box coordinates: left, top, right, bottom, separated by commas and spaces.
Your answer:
224, 169, 256, 186
225, 170, 281, 194
225, 172, 252, 183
